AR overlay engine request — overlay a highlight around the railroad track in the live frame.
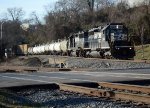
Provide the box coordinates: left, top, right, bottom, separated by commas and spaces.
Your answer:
0, 82, 149, 107
59, 82, 150, 105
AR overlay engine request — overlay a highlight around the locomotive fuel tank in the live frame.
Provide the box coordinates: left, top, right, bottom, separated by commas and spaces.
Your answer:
71, 51, 76, 57
87, 51, 101, 58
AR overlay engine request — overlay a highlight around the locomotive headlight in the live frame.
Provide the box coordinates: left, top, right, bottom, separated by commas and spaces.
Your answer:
129, 47, 132, 50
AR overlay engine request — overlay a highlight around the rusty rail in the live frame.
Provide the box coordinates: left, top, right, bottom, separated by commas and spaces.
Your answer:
58, 83, 150, 104
59, 84, 113, 97
114, 92, 150, 104
98, 82, 150, 94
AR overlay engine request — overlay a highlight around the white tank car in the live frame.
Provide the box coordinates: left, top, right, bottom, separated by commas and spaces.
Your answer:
37, 46, 41, 53
60, 40, 67, 53
33, 46, 38, 54
40, 45, 45, 53
49, 43, 55, 52
44, 44, 50, 52
36, 46, 41, 54
35, 46, 39, 54
53, 42, 61, 52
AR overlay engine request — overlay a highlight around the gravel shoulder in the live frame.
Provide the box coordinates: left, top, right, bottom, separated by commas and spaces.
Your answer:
0, 55, 150, 71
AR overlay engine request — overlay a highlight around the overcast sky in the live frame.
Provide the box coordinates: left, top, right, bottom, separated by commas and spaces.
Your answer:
0, 0, 58, 19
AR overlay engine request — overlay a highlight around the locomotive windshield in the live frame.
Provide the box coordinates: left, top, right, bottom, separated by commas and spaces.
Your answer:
111, 29, 123, 35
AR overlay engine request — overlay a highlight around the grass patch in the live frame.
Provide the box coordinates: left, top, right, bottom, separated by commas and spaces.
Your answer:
134, 44, 150, 60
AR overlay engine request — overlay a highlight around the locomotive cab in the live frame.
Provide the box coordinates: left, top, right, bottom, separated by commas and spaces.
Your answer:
105, 23, 135, 59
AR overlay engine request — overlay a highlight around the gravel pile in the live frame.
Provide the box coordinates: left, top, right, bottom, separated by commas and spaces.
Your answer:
0, 57, 42, 67
65, 58, 150, 70
24, 57, 42, 67
10, 88, 135, 108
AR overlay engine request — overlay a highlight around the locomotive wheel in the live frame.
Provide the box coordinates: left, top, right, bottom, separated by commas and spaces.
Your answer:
67, 51, 71, 56
76, 51, 79, 57
79, 51, 82, 57
100, 52, 104, 58
105, 55, 112, 59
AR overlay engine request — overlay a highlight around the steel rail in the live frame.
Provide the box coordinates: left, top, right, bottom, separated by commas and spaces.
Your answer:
58, 83, 150, 104
114, 92, 150, 104
98, 82, 150, 94
59, 84, 113, 97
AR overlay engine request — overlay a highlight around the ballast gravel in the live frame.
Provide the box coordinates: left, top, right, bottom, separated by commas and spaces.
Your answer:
65, 58, 150, 70
34, 55, 150, 70
2, 55, 149, 70
10, 88, 136, 108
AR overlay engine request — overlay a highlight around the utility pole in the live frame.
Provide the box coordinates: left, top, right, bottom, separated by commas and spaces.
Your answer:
141, 26, 145, 60
1, 21, 5, 56
87, 0, 95, 26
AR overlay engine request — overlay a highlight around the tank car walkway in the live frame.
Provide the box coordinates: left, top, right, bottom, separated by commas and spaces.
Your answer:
0, 68, 150, 88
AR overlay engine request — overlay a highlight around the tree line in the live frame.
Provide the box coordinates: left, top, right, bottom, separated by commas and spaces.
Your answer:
0, 0, 150, 51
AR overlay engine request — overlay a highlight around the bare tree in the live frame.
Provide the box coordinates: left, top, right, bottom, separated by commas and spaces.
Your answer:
30, 12, 42, 25
7, 7, 25, 21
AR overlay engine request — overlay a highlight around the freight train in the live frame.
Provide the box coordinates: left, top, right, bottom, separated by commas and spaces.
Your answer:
15, 23, 135, 59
